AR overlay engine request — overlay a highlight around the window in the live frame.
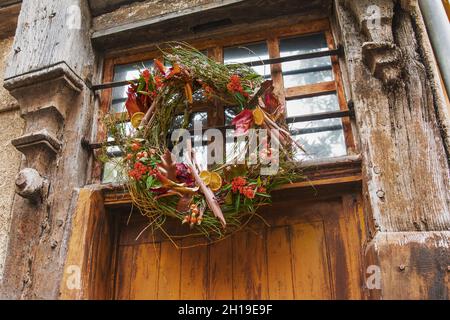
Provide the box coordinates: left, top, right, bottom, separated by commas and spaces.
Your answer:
96, 19, 355, 183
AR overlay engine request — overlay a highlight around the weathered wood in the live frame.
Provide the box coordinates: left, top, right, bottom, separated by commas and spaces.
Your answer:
91, 0, 331, 52
114, 245, 133, 300
325, 30, 356, 153
88, 0, 145, 17
129, 243, 160, 299
285, 81, 337, 100
335, 0, 450, 232
365, 231, 450, 300
102, 154, 363, 208
111, 189, 366, 299
180, 237, 208, 300
266, 227, 294, 299
0, 0, 96, 299
334, 0, 450, 300
59, 188, 116, 299
208, 238, 233, 299
156, 241, 181, 299
232, 229, 269, 299
290, 222, 332, 299
5, 0, 94, 81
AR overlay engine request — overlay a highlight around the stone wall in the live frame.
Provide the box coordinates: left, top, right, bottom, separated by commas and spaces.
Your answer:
0, 36, 23, 280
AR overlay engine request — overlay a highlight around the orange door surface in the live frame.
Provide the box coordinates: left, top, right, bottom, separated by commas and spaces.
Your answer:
114, 192, 367, 300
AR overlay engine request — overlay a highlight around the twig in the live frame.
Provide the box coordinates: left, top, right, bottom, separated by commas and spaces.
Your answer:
185, 140, 226, 228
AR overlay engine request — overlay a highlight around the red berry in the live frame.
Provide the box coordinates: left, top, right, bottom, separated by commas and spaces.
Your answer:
131, 143, 140, 152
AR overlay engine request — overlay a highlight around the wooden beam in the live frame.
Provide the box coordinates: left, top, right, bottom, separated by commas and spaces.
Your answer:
60, 188, 117, 299
91, 0, 331, 52
89, 0, 144, 17
102, 154, 362, 206
285, 81, 337, 99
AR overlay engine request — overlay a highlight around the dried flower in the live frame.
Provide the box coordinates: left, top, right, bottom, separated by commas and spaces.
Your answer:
242, 186, 256, 199
227, 74, 247, 97
131, 143, 141, 152
257, 186, 267, 193
232, 109, 254, 136
129, 162, 148, 180
125, 92, 142, 117
231, 176, 247, 193
154, 59, 166, 75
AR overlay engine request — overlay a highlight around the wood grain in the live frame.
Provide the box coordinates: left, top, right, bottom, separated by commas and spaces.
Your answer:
232, 229, 269, 299
157, 241, 182, 299
129, 243, 160, 300
180, 237, 209, 300
290, 222, 332, 299
110, 189, 367, 300
285, 81, 337, 100
266, 226, 294, 299
60, 188, 116, 300
114, 245, 133, 300
208, 238, 233, 299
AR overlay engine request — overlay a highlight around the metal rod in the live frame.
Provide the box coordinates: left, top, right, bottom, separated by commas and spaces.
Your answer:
286, 110, 353, 123
104, 124, 344, 157
91, 47, 342, 91
242, 48, 341, 67
84, 109, 353, 151
290, 124, 343, 136
419, 0, 450, 98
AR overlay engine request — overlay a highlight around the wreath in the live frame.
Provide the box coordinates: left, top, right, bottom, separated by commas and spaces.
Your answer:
101, 44, 305, 245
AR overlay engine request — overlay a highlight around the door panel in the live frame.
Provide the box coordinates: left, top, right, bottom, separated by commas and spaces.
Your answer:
113, 192, 367, 300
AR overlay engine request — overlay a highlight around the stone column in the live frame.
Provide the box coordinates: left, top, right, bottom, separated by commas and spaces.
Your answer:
0, 0, 96, 299
334, 0, 450, 299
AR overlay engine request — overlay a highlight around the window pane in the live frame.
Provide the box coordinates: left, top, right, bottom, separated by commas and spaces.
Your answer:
286, 94, 346, 159
280, 33, 333, 87
292, 127, 346, 160
111, 60, 153, 113
289, 118, 346, 160
102, 158, 126, 184
286, 94, 339, 117
224, 42, 270, 79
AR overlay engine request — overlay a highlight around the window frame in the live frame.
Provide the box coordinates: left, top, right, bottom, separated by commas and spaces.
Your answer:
93, 18, 356, 184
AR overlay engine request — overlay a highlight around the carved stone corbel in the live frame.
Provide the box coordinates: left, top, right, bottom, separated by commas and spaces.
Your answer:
4, 62, 84, 177
4, 62, 85, 203
345, 0, 403, 85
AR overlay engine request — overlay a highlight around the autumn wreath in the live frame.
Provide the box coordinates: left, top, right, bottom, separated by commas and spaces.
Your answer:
101, 44, 305, 245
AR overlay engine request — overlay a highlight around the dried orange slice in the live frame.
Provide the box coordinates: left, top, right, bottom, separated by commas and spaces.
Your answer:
199, 170, 212, 185
253, 106, 264, 126
209, 172, 223, 192
131, 112, 145, 128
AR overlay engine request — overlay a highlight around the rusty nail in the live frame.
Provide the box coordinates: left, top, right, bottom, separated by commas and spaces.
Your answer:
14, 47, 21, 54
373, 166, 381, 174
399, 264, 406, 271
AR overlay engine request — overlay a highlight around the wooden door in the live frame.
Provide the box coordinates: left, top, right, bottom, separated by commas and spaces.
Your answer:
113, 190, 367, 300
